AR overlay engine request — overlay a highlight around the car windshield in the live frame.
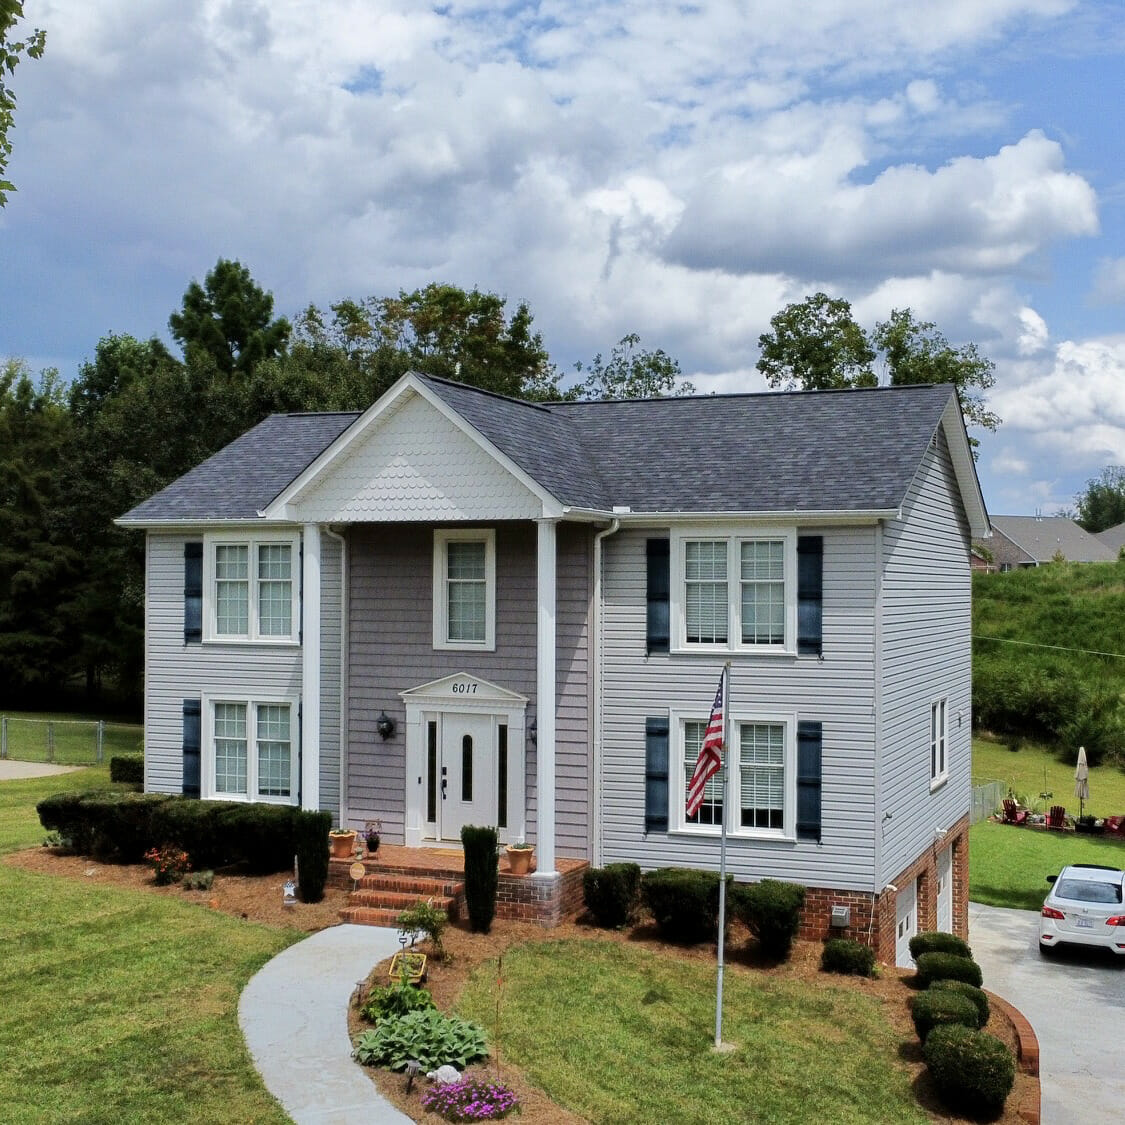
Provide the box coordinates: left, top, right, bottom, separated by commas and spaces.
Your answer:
1055, 878, 1122, 904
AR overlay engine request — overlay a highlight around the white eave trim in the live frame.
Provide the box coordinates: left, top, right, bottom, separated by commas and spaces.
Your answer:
114, 517, 301, 531
939, 396, 990, 539
570, 508, 898, 526
260, 372, 566, 521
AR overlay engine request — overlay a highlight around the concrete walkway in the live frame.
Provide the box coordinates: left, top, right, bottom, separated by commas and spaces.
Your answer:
0, 760, 84, 780
239, 924, 413, 1125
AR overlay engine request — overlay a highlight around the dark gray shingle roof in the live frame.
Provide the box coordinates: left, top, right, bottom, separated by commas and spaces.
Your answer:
121, 375, 959, 522
989, 515, 1117, 563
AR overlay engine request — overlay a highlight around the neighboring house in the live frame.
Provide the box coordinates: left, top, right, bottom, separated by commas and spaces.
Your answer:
118, 373, 988, 966
1096, 521, 1125, 555
985, 515, 1117, 570
970, 546, 996, 573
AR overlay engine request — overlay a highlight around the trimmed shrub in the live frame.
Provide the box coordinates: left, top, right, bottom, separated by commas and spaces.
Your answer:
641, 868, 727, 943
352, 1010, 488, 1071
583, 862, 641, 928
461, 825, 499, 933
109, 754, 144, 787
911, 989, 979, 1042
214, 803, 296, 873
149, 800, 231, 868
915, 952, 983, 988
37, 790, 99, 853
910, 930, 972, 961
733, 879, 806, 959
930, 980, 990, 1028
820, 938, 876, 976
294, 809, 331, 903
924, 1025, 1015, 1115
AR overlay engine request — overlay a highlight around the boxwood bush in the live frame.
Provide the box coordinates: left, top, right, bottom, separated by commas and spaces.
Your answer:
295, 809, 331, 902
930, 979, 990, 1028
38, 790, 171, 862
583, 862, 641, 928
820, 938, 876, 976
109, 754, 144, 787
910, 930, 972, 961
641, 868, 728, 943
915, 952, 983, 988
923, 1025, 1015, 1115
461, 825, 499, 933
911, 989, 980, 1042
732, 879, 806, 959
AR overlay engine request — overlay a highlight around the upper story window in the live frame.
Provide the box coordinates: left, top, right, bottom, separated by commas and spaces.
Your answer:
204, 532, 300, 644
672, 528, 796, 653
930, 697, 948, 789
433, 529, 496, 651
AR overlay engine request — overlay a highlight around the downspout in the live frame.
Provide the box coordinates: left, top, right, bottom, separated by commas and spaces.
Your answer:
325, 527, 348, 829
872, 520, 885, 897
591, 518, 620, 867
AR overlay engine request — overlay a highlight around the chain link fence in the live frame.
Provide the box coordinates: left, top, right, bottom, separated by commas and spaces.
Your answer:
971, 779, 1004, 825
0, 716, 142, 766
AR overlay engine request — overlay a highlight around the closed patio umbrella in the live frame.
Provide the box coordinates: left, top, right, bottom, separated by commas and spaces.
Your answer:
1074, 745, 1090, 818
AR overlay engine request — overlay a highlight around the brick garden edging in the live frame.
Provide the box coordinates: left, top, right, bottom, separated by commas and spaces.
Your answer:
986, 990, 1042, 1125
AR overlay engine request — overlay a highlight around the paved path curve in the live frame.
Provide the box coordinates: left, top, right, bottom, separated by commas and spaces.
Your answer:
970, 901, 1125, 1124
239, 924, 412, 1125
0, 760, 84, 780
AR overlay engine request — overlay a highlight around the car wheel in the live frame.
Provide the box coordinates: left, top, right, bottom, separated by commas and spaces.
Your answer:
1038, 941, 1057, 957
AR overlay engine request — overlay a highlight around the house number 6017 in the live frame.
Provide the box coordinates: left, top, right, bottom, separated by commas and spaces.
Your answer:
451, 682, 477, 694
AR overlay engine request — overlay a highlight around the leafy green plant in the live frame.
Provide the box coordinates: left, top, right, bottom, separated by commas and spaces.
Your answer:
923, 1025, 1014, 1115
910, 989, 979, 1042
182, 869, 214, 891
361, 982, 435, 1023
929, 980, 989, 1028
915, 952, 982, 988
461, 825, 499, 933
909, 931, 972, 961
397, 899, 448, 959
820, 938, 876, 976
352, 1010, 487, 1071
583, 862, 641, 928
733, 879, 806, 960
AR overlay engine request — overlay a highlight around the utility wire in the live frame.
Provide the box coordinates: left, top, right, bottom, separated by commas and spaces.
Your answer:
973, 635, 1125, 661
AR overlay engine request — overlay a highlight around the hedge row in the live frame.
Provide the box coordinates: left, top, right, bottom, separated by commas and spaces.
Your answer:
109, 754, 144, 786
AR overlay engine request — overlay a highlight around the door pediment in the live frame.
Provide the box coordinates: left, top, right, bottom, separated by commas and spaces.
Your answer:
400, 673, 528, 707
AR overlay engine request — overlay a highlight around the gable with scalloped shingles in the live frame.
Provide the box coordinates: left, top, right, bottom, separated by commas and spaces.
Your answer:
289, 391, 543, 522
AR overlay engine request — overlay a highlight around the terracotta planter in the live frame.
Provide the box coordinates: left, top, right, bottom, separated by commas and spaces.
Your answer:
330, 830, 357, 859
506, 845, 535, 875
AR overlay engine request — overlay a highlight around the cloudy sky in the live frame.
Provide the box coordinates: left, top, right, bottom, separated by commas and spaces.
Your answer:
2, 0, 1124, 516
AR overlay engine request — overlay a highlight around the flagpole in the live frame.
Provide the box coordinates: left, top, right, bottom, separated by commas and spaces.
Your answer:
715, 660, 731, 1049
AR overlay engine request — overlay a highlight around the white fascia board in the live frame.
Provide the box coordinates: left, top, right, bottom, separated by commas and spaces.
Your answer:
939, 396, 990, 539
597, 509, 896, 526
261, 372, 565, 521
114, 517, 300, 531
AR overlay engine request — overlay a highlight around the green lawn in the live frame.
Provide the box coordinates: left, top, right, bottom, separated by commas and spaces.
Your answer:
1, 770, 299, 1124
972, 735, 1125, 818
1, 710, 143, 765
457, 941, 927, 1125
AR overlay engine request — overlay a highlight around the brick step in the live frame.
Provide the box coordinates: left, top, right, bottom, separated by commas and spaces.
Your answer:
347, 890, 457, 913
356, 863, 465, 882
356, 874, 464, 897
339, 906, 405, 928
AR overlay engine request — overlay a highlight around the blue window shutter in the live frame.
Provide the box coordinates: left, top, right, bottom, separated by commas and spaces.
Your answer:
796, 720, 822, 842
646, 538, 670, 654
797, 536, 823, 656
645, 717, 670, 832
182, 699, 201, 798
184, 542, 203, 643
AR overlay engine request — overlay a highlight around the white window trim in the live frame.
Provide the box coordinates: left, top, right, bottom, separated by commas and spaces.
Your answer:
202, 529, 301, 645
668, 707, 798, 840
930, 696, 949, 791
669, 526, 797, 655
200, 692, 300, 806
432, 529, 496, 651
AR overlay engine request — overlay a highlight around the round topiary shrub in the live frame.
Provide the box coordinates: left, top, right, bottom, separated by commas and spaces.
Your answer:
583, 862, 641, 928
732, 879, 806, 960
641, 868, 726, 943
923, 1025, 1015, 1115
915, 951, 982, 988
820, 938, 876, 976
910, 930, 972, 961
929, 979, 989, 1028
911, 989, 979, 1042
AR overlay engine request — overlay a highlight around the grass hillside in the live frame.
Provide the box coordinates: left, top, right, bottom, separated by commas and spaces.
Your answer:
973, 559, 1125, 765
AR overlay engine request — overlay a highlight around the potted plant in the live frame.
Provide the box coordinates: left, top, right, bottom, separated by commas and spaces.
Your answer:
505, 838, 535, 875
329, 827, 358, 859
364, 819, 382, 855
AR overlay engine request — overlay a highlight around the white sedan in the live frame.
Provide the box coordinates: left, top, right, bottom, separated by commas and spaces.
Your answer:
1039, 864, 1125, 956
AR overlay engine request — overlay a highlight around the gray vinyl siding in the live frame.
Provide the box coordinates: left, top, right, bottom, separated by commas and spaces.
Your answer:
143, 532, 302, 796
878, 431, 973, 883
319, 530, 343, 816
600, 526, 878, 890
346, 521, 591, 857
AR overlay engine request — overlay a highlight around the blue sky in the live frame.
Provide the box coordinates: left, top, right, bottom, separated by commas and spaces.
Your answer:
2, 0, 1123, 518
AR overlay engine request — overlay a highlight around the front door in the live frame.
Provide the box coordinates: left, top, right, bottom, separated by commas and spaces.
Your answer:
895, 880, 918, 968
438, 712, 495, 842
936, 846, 953, 933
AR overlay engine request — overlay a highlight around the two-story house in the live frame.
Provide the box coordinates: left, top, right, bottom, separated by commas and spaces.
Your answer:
118, 372, 988, 965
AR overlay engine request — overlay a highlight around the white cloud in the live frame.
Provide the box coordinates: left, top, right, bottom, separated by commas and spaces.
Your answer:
1090, 257, 1125, 305
992, 450, 1030, 475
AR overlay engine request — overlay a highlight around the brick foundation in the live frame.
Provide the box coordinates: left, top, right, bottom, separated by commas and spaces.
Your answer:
496, 861, 587, 925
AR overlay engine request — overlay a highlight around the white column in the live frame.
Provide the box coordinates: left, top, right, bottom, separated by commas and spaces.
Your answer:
301, 524, 321, 811
535, 517, 558, 875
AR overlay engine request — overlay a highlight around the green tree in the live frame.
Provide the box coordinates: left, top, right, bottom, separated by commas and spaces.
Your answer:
1073, 466, 1125, 533
757, 293, 877, 391
169, 258, 291, 377
575, 333, 694, 400
0, 2, 45, 206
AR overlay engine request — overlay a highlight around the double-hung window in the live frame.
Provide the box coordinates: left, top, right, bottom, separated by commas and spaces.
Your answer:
672, 528, 796, 653
930, 698, 948, 788
433, 529, 496, 650
204, 532, 300, 643
206, 697, 298, 804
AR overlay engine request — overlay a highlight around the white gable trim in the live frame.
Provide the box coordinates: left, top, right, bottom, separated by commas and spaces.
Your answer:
938, 396, 990, 539
400, 672, 529, 708
261, 373, 565, 521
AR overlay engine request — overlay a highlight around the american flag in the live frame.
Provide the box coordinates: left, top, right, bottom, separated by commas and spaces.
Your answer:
686, 668, 726, 817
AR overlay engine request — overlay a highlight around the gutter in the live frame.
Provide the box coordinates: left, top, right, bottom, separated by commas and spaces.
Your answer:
591, 518, 621, 867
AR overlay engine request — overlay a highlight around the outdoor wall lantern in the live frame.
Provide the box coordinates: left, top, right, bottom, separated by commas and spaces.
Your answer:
528, 717, 537, 744
376, 711, 396, 740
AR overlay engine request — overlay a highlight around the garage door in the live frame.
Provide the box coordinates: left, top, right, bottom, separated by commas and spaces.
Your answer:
895, 880, 917, 968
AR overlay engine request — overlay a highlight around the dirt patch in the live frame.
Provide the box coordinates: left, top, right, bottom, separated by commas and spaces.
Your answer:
349, 916, 1037, 1125
2, 845, 347, 931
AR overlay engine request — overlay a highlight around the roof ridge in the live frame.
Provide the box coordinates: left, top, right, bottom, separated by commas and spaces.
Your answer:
548, 382, 955, 408
414, 372, 559, 414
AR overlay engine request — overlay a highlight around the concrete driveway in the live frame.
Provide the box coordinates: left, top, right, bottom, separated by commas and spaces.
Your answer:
970, 901, 1125, 1123
0, 760, 84, 780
